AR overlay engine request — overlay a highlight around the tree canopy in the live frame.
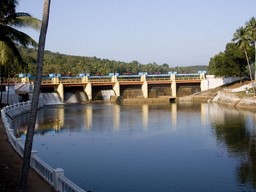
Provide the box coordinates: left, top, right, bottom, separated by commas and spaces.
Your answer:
208, 17, 256, 78
0, 0, 40, 78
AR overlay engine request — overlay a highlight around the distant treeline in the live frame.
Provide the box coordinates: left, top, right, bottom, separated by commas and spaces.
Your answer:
19, 47, 207, 76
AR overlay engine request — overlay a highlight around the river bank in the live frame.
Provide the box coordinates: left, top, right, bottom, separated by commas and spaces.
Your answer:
178, 80, 256, 111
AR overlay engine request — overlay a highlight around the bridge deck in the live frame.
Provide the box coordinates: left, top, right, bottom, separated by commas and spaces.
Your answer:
3, 75, 202, 88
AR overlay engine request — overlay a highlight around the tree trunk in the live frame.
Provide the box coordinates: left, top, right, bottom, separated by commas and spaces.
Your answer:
6, 68, 9, 105
0, 66, 4, 105
244, 49, 255, 95
18, 0, 51, 191
255, 42, 256, 80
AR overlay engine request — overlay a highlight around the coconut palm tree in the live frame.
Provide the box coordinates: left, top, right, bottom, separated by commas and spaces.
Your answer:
233, 26, 255, 94
245, 17, 256, 80
0, 0, 41, 103
18, 0, 51, 191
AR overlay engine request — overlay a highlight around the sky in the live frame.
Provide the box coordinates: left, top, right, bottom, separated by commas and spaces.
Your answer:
17, 0, 256, 67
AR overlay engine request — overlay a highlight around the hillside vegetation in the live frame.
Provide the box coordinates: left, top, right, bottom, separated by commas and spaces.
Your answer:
18, 47, 207, 76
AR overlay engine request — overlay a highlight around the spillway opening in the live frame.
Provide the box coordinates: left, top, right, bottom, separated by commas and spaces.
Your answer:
41, 92, 62, 105
64, 87, 89, 103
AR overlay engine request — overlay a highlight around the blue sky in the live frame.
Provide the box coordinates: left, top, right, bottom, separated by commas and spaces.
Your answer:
18, 0, 256, 67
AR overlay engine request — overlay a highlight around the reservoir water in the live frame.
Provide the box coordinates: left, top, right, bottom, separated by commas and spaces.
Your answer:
14, 102, 256, 192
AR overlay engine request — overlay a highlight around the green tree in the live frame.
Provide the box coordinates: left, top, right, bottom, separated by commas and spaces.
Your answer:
233, 27, 254, 92
18, 0, 51, 191
0, 0, 40, 103
0, 0, 40, 68
226, 43, 248, 76
208, 42, 247, 78
208, 52, 235, 77
245, 17, 256, 79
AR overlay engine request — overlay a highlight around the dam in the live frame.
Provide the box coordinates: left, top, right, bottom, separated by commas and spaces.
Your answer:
14, 72, 206, 104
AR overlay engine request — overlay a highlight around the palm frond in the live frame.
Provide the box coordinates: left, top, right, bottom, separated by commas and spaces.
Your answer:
0, 38, 23, 66
16, 12, 32, 17
8, 13, 41, 30
232, 27, 252, 50
246, 17, 256, 29
1, 24, 38, 47
245, 17, 256, 41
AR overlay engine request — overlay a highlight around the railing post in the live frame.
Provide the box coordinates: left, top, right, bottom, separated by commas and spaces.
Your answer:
5, 122, 11, 129
15, 137, 23, 157
30, 150, 38, 169
7, 127, 13, 139
53, 168, 64, 191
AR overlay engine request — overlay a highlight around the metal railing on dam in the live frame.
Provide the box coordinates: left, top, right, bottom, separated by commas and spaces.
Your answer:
15, 72, 205, 85
2, 72, 206, 86
1, 101, 87, 192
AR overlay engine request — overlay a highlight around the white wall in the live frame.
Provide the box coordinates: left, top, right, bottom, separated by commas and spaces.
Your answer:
201, 75, 240, 91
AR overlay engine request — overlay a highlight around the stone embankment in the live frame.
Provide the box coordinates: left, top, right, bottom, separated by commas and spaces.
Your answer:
212, 91, 256, 109
178, 81, 256, 110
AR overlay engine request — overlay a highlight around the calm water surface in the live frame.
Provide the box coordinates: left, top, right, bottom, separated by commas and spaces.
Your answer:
14, 102, 256, 192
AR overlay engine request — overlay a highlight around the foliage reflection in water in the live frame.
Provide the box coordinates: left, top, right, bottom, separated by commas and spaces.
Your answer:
13, 103, 256, 192
210, 106, 256, 189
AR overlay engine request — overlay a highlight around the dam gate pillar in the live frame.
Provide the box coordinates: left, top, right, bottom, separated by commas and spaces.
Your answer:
171, 74, 177, 97
56, 83, 64, 103
84, 83, 92, 101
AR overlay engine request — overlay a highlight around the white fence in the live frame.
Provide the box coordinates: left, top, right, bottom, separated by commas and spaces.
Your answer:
1, 101, 87, 192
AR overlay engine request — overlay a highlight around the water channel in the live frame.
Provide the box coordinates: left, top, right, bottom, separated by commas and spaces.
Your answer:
13, 102, 256, 192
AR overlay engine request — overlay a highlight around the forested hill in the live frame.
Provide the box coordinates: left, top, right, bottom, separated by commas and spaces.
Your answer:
19, 47, 207, 76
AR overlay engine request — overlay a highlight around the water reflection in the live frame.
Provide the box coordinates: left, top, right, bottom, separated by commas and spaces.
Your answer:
13, 106, 65, 136
14, 103, 181, 135
209, 104, 256, 189
171, 103, 177, 130
12, 102, 256, 191
141, 104, 148, 130
84, 105, 93, 130
113, 104, 120, 131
